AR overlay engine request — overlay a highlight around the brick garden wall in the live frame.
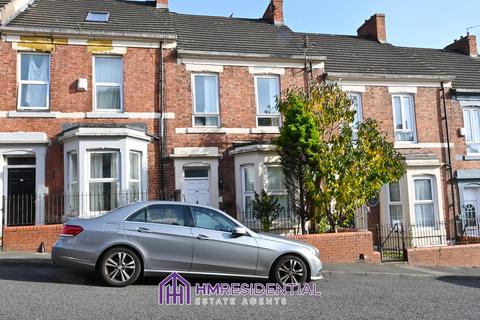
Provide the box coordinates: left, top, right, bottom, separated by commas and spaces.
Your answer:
2, 225, 62, 252
407, 244, 480, 268
290, 231, 381, 264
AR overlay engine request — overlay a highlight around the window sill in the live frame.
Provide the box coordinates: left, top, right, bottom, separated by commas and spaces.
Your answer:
394, 142, 420, 149
86, 112, 129, 119
175, 127, 280, 135
463, 155, 480, 161
9, 111, 56, 118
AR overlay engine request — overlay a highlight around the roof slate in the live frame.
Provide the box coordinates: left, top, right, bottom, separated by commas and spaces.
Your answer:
2, 0, 480, 90
3, 0, 176, 37
299, 33, 480, 90
172, 13, 303, 58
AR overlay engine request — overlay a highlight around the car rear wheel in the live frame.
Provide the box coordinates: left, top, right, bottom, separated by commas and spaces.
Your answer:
272, 255, 308, 286
98, 247, 141, 287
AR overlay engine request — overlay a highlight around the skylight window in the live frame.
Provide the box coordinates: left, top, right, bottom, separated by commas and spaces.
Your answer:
85, 12, 110, 23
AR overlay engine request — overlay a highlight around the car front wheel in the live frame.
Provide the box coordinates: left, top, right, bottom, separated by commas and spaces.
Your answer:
272, 255, 308, 286
98, 247, 141, 287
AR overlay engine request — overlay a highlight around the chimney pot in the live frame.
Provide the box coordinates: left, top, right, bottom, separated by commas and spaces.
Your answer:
262, 0, 284, 26
444, 35, 478, 57
357, 13, 387, 43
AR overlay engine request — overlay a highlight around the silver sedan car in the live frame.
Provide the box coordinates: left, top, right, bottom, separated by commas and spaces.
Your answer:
52, 201, 323, 287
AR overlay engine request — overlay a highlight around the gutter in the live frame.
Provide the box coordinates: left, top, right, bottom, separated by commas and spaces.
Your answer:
0, 26, 177, 41
327, 72, 455, 82
177, 49, 326, 62
453, 88, 480, 94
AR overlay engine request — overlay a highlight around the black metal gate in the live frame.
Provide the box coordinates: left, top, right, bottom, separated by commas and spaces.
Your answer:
376, 223, 407, 262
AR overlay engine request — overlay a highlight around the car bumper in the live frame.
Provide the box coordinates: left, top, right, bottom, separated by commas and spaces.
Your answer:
51, 239, 96, 272
310, 271, 323, 281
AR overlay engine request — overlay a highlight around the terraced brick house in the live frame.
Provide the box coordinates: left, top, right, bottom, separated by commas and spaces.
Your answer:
1, 0, 480, 249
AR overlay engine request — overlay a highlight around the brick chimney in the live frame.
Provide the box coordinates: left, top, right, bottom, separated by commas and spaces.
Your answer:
357, 13, 387, 43
444, 35, 478, 57
263, 0, 284, 26
156, 0, 168, 9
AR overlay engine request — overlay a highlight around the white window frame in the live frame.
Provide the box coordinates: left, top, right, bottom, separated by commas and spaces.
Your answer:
412, 175, 438, 227
192, 73, 220, 127
392, 93, 417, 143
264, 164, 290, 220
349, 92, 363, 138
387, 181, 403, 225
92, 56, 124, 112
128, 151, 142, 203
17, 52, 50, 110
241, 164, 255, 221
255, 75, 281, 128
463, 107, 480, 155
87, 150, 121, 214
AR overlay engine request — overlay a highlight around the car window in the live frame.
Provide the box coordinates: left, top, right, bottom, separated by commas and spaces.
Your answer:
127, 208, 147, 222
146, 205, 185, 226
191, 206, 237, 232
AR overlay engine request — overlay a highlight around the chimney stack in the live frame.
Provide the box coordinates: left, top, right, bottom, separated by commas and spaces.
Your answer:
156, 0, 168, 9
444, 35, 478, 57
263, 0, 284, 26
357, 13, 387, 43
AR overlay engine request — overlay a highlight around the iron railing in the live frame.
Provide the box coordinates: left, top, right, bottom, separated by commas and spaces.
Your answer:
370, 219, 480, 250
2, 192, 150, 227
237, 213, 302, 235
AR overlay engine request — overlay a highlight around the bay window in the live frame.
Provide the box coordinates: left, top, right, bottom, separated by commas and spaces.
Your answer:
388, 181, 403, 225
256, 75, 281, 127
128, 151, 142, 203
463, 107, 480, 154
89, 151, 120, 212
94, 56, 123, 111
266, 165, 289, 219
193, 74, 219, 127
242, 165, 255, 220
68, 152, 79, 213
18, 53, 50, 110
413, 176, 437, 227
392, 94, 416, 142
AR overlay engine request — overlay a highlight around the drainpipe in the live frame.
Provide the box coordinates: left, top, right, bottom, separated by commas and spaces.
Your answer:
159, 41, 167, 200
441, 82, 457, 239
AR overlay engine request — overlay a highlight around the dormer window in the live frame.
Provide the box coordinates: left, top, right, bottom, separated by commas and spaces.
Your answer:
85, 11, 110, 23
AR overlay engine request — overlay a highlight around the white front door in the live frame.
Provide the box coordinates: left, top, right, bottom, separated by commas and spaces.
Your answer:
463, 187, 479, 231
183, 168, 210, 206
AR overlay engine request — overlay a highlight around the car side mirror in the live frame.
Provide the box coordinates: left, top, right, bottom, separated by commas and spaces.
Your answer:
232, 227, 247, 236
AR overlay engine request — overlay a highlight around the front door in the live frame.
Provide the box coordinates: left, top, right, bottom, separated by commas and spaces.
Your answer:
184, 168, 210, 206
189, 206, 258, 276
7, 167, 36, 226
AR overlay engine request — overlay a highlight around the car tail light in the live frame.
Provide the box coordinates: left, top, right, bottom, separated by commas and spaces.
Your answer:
60, 225, 84, 237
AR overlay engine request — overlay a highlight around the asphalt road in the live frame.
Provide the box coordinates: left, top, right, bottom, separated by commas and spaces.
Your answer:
0, 262, 479, 320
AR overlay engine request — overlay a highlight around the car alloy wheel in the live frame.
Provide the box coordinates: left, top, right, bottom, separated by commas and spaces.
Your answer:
273, 255, 308, 286
99, 247, 141, 287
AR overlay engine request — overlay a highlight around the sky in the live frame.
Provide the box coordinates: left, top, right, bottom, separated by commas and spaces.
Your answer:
169, 0, 480, 49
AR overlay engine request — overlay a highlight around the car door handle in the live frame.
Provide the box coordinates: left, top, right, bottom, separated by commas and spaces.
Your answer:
136, 227, 151, 233
197, 234, 210, 240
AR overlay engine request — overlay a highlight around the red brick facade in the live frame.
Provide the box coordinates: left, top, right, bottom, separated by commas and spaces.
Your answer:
290, 232, 381, 264
2, 225, 62, 252
407, 244, 480, 268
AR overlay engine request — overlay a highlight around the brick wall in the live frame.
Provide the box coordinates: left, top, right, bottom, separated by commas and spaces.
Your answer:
407, 244, 480, 268
2, 225, 62, 252
289, 231, 381, 264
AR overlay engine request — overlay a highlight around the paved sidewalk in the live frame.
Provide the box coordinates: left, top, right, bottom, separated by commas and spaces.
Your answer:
1, 251, 480, 278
